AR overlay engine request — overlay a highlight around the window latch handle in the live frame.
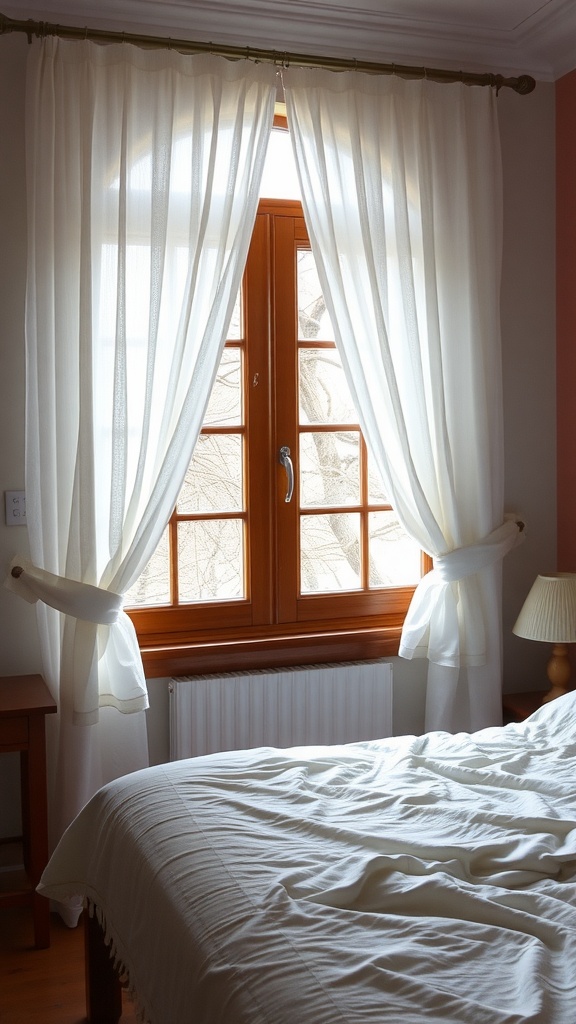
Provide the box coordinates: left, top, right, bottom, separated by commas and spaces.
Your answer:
278, 446, 294, 503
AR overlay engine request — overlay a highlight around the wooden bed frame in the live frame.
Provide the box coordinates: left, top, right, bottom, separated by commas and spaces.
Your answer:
84, 909, 123, 1023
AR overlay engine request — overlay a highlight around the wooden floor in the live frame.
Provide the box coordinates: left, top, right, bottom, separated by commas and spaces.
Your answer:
0, 905, 138, 1024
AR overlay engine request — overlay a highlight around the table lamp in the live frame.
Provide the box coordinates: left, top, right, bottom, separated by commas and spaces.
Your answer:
512, 572, 576, 702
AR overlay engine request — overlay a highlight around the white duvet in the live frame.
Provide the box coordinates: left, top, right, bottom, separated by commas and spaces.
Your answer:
38, 692, 576, 1023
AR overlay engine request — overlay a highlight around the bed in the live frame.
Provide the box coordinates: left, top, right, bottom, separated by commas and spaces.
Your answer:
38, 691, 576, 1023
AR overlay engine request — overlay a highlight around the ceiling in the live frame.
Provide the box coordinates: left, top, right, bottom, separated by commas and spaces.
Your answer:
1, 0, 576, 81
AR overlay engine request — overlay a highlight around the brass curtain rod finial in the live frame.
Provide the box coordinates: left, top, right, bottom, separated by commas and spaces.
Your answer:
516, 75, 536, 95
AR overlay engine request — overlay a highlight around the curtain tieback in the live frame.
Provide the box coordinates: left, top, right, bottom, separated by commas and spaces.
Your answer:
4, 556, 122, 625
399, 519, 524, 668
433, 518, 524, 583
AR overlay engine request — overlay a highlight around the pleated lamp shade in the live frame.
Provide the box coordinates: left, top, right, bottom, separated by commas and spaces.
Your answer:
512, 573, 576, 643
512, 573, 576, 702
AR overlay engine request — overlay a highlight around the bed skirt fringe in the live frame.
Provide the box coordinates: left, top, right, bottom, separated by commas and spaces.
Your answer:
87, 898, 151, 1024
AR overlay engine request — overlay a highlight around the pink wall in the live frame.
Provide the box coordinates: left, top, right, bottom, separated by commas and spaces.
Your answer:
557, 70, 576, 570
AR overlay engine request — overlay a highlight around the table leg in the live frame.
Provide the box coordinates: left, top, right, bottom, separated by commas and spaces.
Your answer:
21, 719, 51, 948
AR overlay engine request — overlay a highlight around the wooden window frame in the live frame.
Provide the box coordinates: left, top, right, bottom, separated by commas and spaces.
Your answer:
129, 198, 429, 678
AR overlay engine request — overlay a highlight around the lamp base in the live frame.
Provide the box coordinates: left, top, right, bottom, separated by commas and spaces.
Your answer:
542, 643, 572, 703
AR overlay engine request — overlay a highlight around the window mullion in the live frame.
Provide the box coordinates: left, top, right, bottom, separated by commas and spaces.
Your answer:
244, 211, 276, 626
273, 215, 301, 624
360, 436, 369, 591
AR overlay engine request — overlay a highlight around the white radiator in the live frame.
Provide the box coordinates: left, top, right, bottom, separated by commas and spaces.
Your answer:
169, 660, 393, 760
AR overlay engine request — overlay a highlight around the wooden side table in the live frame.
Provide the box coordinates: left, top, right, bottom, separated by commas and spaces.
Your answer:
502, 689, 547, 724
0, 674, 57, 948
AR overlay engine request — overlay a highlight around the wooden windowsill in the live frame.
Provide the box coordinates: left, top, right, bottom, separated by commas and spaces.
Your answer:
139, 625, 403, 678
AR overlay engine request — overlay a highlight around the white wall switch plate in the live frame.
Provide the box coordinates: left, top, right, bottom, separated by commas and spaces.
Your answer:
5, 491, 26, 526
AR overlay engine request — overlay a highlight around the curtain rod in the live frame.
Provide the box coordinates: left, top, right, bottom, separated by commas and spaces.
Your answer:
0, 12, 535, 94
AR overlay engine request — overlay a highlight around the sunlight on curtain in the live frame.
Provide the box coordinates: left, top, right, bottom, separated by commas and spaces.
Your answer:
283, 68, 522, 731
15, 37, 276, 887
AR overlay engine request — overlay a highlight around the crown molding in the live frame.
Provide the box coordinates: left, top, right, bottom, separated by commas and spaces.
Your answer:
1, 0, 574, 80
514, 0, 576, 79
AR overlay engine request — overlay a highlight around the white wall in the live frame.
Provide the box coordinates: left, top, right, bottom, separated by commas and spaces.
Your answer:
0, 36, 38, 668
499, 81, 557, 692
0, 35, 40, 838
0, 35, 556, 821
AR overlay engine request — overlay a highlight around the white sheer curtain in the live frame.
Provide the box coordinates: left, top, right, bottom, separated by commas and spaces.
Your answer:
283, 68, 522, 732
9, 38, 276, 875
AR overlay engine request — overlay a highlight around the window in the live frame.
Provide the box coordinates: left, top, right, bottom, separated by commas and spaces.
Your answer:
126, 127, 427, 676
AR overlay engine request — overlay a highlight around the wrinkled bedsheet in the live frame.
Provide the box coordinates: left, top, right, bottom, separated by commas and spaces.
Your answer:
38, 692, 576, 1023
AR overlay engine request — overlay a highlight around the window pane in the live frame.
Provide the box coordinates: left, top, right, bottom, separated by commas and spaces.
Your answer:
299, 348, 358, 425
368, 512, 421, 587
178, 435, 243, 513
300, 432, 360, 507
367, 449, 389, 505
297, 250, 335, 341
178, 520, 244, 601
300, 513, 361, 593
203, 348, 242, 426
259, 128, 301, 200
227, 291, 242, 340
124, 527, 170, 606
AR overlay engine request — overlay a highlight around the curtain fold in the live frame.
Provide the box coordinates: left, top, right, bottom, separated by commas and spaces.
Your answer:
283, 67, 520, 731
16, 37, 276, 862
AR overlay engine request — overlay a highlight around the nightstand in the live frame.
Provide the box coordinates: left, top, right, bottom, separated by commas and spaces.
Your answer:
0, 674, 57, 948
502, 689, 547, 724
